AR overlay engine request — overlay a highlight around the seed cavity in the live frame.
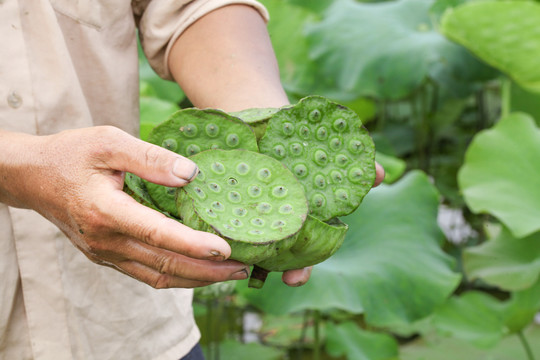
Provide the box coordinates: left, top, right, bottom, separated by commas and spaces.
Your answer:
166, 187, 176, 196
208, 183, 221, 192
161, 138, 178, 152
206, 123, 219, 137
299, 125, 310, 139
331, 170, 343, 183
227, 177, 238, 186
234, 207, 247, 217
333, 118, 347, 132
335, 188, 349, 201
349, 139, 364, 153
186, 144, 201, 156
312, 193, 326, 208
211, 162, 225, 174
226, 133, 240, 147
211, 201, 224, 211
231, 219, 243, 227
282, 122, 295, 136
314, 150, 328, 166
257, 202, 272, 214
228, 191, 241, 203
316, 126, 328, 140
336, 154, 349, 167
290, 143, 303, 156
210, 143, 220, 150
206, 209, 217, 218
273, 144, 286, 159
181, 124, 198, 137
314, 174, 326, 189
257, 168, 271, 181
279, 204, 293, 214
272, 185, 288, 198
329, 137, 342, 150
309, 109, 322, 122
294, 164, 308, 178
348, 167, 364, 182
236, 162, 250, 175
248, 185, 262, 197
193, 187, 206, 199
251, 218, 265, 226
249, 229, 263, 235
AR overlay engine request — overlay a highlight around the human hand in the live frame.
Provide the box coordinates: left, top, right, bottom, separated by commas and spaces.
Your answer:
0, 126, 250, 288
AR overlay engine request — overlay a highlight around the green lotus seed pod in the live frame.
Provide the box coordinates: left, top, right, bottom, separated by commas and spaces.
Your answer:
177, 149, 309, 265
248, 216, 348, 288
123, 173, 178, 220
144, 108, 258, 215
259, 95, 376, 221
230, 107, 283, 141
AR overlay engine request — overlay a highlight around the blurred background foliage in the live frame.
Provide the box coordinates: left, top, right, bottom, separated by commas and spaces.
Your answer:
138, 0, 540, 358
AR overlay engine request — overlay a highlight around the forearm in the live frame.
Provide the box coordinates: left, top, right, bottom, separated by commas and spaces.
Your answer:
168, 4, 289, 112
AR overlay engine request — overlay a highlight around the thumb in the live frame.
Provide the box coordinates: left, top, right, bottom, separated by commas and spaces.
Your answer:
100, 129, 198, 187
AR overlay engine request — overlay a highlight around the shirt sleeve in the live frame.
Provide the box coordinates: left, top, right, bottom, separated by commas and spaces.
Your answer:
135, 0, 270, 80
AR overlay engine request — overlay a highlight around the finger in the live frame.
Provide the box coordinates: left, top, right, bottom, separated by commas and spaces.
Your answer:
103, 190, 234, 260
374, 162, 385, 187
115, 237, 250, 282
103, 260, 217, 289
282, 266, 312, 287
97, 127, 199, 187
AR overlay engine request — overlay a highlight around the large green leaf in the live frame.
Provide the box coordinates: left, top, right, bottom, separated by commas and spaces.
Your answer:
458, 113, 540, 238
433, 282, 540, 348
464, 227, 540, 291
325, 322, 399, 360
238, 171, 461, 328
441, 1, 540, 93
304, 0, 495, 100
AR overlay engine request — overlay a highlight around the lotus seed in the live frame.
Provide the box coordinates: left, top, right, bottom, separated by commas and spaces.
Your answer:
236, 162, 250, 174
333, 118, 347, 132
312, 193, 326, 208
257, 202, 272, 214
211, 201, 224, 211
161, 138, 178, 151
273, 144, 286, 158
294, 164, 308, 178
282, 122, 295, 136
314, 150, 328, 165
336, 188, 349, 201
348, 167, 364, 182
331, 170, 343, 183
210, 143, 220, 150
208, 183, 221, 192
193, 187, 206, 199
206, 123, 219, 137
229, 191, 241, 203
279, 204, 293, 214
227, 177, 238, 186
231, 219, 243, 227
290, 143, 303, 156
336, 154, 349, 167
258, 168, 271, 181
316, 126, 328, 140
249, 229, 263, 235
212, 162, 225, 174
329, 137, 342, 150
309, 109, 322, 122
226, 133, 240, 147
206, 209, 217, 217
181, 124, 198, 137
234, 207, 247, 217
299, 125, 310, 139
314, 174, 326, 189
248, 185, 262, 197
271, 220, 286, 229
349, 139, 364, 153
186, 144, 201, 156
251, 218, 265, 226
272, 185, 288, 198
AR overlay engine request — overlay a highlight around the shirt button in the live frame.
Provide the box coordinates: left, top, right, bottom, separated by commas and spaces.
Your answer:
7, 91, 23, 109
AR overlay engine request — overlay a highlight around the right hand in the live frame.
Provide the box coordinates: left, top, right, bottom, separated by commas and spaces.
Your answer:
0, 126, 250, 288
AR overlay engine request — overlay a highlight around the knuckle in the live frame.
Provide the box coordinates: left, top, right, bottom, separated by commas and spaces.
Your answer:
151, 274, 172, 289
143, 144, 168, 171
156, 255, 174, 275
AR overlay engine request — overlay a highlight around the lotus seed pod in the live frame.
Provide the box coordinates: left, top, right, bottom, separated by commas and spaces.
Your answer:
144, 108, 258, 216
230, 107, 283, 141
248, 216, 348, 288
259, 95, 376, 221
177, 149, 308, 265
193, 280, 236, 300
123, 173, 178, 220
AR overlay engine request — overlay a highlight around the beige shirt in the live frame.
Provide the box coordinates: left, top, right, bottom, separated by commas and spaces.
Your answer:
0, 1, 268, 359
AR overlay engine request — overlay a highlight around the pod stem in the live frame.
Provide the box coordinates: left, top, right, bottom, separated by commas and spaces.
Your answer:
248, 265, 269, 289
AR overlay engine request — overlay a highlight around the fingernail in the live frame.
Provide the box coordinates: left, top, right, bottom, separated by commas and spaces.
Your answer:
172, 158, 198, 182
231, 268, 250, 280
207, 250, 225, 261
